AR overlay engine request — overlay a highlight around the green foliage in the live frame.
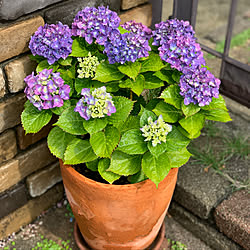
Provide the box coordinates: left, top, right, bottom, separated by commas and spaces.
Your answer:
118, 129, 148, 155
118, 61, 141, 80
83, 118, 108, 134
21, 101, 52, 134
36, 60, 59, 73
143, 72, 164, 89
109, 151, 142, 175
69, 37, 89, 57
181, 102, 200, 117
128, 170, 148, 184
160, 85, 183, 109
139, 106, 157, 127
55, 107, 87, 135
98, 158, 121, 184
64, 138, 97, 164
32, 237, 72, 250
86, 159, 99, 171
140, 53, 164, 72
154, 69, 175, 84
47, 127, 75, 160
90, 126, 120, 158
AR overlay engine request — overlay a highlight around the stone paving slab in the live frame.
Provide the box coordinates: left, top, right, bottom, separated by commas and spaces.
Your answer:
214, 190, 250, 250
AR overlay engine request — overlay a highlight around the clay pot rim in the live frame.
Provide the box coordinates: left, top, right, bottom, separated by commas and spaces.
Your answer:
59, 159, 178, 190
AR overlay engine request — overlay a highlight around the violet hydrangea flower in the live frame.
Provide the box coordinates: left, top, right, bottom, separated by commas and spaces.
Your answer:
29, 22, 73, 65
179, 66, 221, 106
152, 19, 205, 72
104, 21, 152, 64
140, 115, 172, 147
74, 86, 116, 120
24, 69, 70, 110
72, 6, 120, 45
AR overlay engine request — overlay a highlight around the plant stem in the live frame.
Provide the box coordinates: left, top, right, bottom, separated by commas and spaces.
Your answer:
130, 90, 133, 100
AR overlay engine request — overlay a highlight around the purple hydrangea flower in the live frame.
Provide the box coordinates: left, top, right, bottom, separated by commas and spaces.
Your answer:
29, 22, 73, 65
72, 6, 120, 45
104, 21, 152, 64
152, 19, 205, 72
74, 86, 116, 120
179, 66, 221, 106
24, 69, 70, 110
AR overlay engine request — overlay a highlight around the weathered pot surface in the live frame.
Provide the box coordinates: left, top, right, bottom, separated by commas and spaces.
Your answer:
59, 160, 178, 250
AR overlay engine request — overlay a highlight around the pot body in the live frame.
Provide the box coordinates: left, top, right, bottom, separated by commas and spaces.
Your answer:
59, 160, 178, 250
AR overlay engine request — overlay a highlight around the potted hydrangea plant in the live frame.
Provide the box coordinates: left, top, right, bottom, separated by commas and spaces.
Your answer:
21, 6, 231, 250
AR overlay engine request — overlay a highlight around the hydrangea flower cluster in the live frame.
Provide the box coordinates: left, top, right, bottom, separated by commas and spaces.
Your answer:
77, 52, 100, 78
74, 87, 116, 120
152, 19, 205, 72
140, 115, 172, 147
180, 66, 221, 106
29, 22, 73, 65
24, 69, 70, 110
71, 6, 120, 45
104, 21, 152, 64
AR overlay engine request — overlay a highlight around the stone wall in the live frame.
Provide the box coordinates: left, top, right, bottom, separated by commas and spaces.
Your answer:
0, 0, 152, 240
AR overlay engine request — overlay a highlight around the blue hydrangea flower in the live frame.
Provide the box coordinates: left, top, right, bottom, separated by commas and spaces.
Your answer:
74, 86, 116, 120
104, 21, 152, 64
179, 66, 221, 106
29, 22, 73, 65
72, 6, 120, 45
152, 19, 205, 72
140, 115, 172, 147
24, 69, 70, 110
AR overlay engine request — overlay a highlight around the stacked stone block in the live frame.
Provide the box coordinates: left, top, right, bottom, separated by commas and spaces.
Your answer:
0, 0, 152, 240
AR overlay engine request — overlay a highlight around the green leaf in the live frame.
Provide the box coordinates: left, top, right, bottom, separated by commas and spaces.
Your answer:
109, 151, 141, 176
147, 141, 167, 158
98, 158, 121, 184
142, 151, 171, 187
143, 72, 164, 89
145, 98, 162, 111
131, 74, 145, 96
167, 148, 191, 168
153, 70, 175, 84
64, 139, 97, 164
172, 71, 181, 83
47, 127, 75, 160
36, 60, 59, 73
118, 61, 141, 80
29, 54, 45, 63
165, 126, 190, 151
107, 96, 134, 126
83, 118, 108, 134
51, 100, 71, 115
153, 101, 181, 123
21, 102, 52, 134
179, 113, 205, 138
118, 26, 131, 34
55, 107, 87, 135
140, 53, 164, 73
160, 85, 182, 109
94, 63, 124, 82
86, 159, 98, 171
202, 109, 232, 122
74, 78, 103, 94
119, 115, 140, 133
58, 57, 73, 66
139, 106, 157, 127
119, 78, 133, 88
118, 129, 148, 155
105, 81, 120, 93
69, 38, 88, 57
90, 126, 120, 158
128, 170, 148, 184
181, 102, 201, 117
177, 125, 201, 139
201, 95, 228, 111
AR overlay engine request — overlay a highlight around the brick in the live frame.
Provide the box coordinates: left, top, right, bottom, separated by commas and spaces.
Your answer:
0, 93, 26, 133
0, 68, 6, 98
0, 184, 28, 219
27, 162, 62, 197
0, 184, 64, 239
0, 129, 17, 164
5, 55, 37, 93
121, 0, 148, 10
45, 0, 99, 26
214, 190, 250, 249
17, 117, 56, 150
0, 0, 63, 20
120, 4, 152, 27
0, 16, 44, 63
169, 202, 241, 250
0, 141, 56, 193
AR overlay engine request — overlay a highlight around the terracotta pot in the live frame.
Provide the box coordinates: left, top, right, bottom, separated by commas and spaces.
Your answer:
59, 160, 178, 250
